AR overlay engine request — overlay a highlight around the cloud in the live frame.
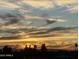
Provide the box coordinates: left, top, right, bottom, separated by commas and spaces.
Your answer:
55, 0, 78, 13
0, 0, 77, 13
56, 0, 77, 6
23, 0, 53, 9
64, 6, 78, 13
0, 0, 77, 27
23, 0, 77, 13
0, 0, 19, 8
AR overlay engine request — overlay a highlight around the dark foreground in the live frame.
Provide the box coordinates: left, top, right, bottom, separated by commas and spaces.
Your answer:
0, 44, 77, 59
0, 51, 78, 59
0, 49, 77, 59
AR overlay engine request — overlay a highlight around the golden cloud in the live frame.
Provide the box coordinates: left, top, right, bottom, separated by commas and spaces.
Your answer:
56, 0, 77, 6
23, 0, 53, 9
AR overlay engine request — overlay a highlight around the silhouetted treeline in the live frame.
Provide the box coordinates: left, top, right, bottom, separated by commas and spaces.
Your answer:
0, 44, 78, 59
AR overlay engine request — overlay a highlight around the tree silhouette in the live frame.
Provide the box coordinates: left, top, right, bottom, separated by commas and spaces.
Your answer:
41, 44, 47, 52
3, 46, 12, 54
34, 45, 37, 50
75, 43, 78, 47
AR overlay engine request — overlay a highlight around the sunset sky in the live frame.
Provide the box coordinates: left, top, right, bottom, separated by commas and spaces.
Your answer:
0, 0, 78, 48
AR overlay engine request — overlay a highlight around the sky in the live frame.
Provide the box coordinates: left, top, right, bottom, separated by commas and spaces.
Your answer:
0, 0, 78, 47
0, 0, 78, 28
